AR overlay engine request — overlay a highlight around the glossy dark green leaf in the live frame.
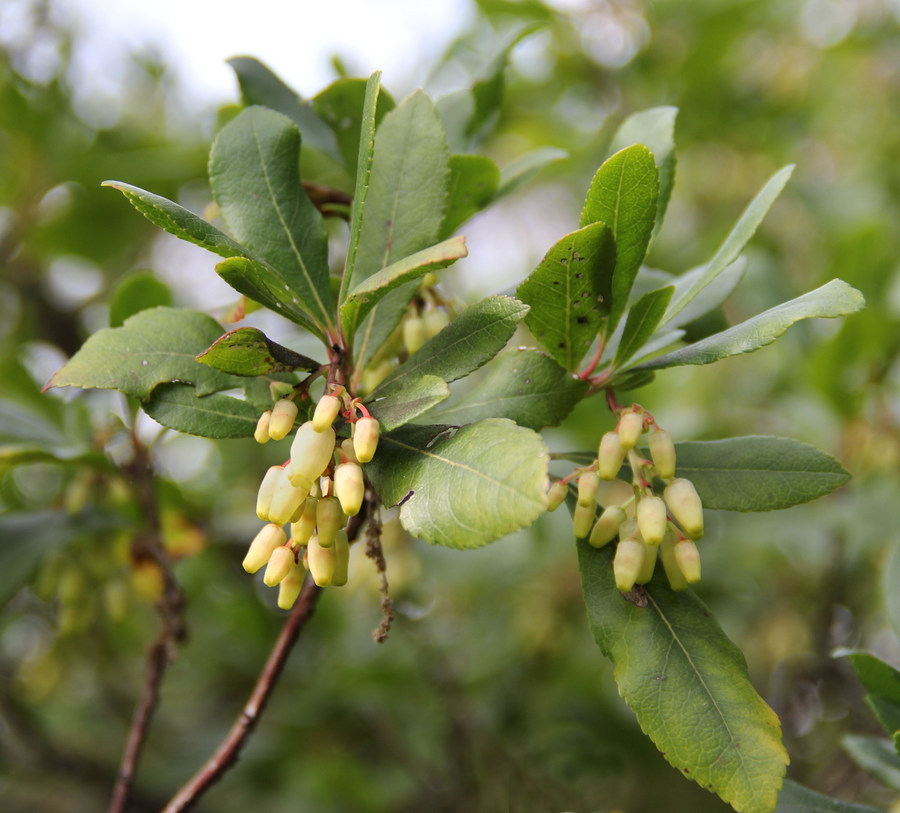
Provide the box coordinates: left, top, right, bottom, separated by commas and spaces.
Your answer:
366, 374, 450, 433
774, 780, 883, 813
673, 437, 850, 511
142, 382, 260, 438
440, 154, 500, 239
366, 419, 548, 548
109, 272, 173, 327
46, 307, 243, 400
580, 145, 660, 336
637, 280, 866, 371
209, 106, 335, 332
371, 296, 529, 399
430, 348, 588, 430
613, 285, 673, 369
516, 222, 616, 370
195, 327, 320, 377
579, 541, 788, 813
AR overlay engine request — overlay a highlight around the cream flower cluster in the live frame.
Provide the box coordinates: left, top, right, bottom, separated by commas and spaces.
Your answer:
243, 392, 380, 608
549, 404, 705, 592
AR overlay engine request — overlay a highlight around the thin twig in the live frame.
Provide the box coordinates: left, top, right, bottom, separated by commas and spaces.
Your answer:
161, 577, 322, 813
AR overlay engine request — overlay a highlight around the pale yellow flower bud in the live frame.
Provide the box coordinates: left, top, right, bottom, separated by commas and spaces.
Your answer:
307, 535, 336, 587
664, 478, 704, 540
577, 470, 600, 507
635, 542, 658, 584
334, 462, 364, 516
331, 529, 350, 587
277, 560, 305, 609
589, 505, 627, 548
256, 465, 284, 521
597, 432, 625, 480
290, 497, 318, 546
340, 437, 358, 464
267, 467, 311, 526
423, 308, 450, 338
254, 410, 272, 444
660, 534, 688, 591
353, 417, 380, 463
268, 398, 299, 440
316, 496, 344, 548
617, 410, 644, 451
289, 422, 336, 487
649, 429, 676, 479
359, 360, 395, 395
573, 502, 596, 539
242, 523, 287, 574
313, 394, 342, 432
546, 481, 568, 512
614, 538, 645, 592
674, 539, 701, 583
403, 315, 427, 355
637, 496, 667, 546
263, 545, 295, 587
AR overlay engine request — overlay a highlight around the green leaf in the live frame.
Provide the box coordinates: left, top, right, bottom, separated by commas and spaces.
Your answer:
516, 222, 616, 370
663, 257, 748, 331
214, 257, 324, 337
580, 145, 660, 336
774, 780, 884, 813
663, 166, 794, 325
46, 307, 243, 400
341, 236, 467, 336
227, 56, 340, 160
349, 89, 450, 358
496, 146, 567, 199
841, 652, 900, 751
843, 735, 900, 791
372, 296, 529, 398
440, 154, 500, 239
341, 71, 383, 308
673, 437, 850, 511
613, 285, 674, 370
366, 375, 450, 433
142, 383, 260, 438
195, 327, 320, 377
430, 348, 588, 430
102, 181, 253, 261
209, 106, 335, 332
109, 272, 173, 327
312, 76, 395, 177
608, 106, 678, 242
636, 280, 866, 371
578, 541, 788, 813
365, 419, 548, 548
886, 539, 900, 641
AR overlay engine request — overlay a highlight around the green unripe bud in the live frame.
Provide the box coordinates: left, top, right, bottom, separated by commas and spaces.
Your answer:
674, 539, 701, 583
423, 308, 450, 338
637, 496, 667, 546
617, 410, 644, 451
268, 467, 311, 526
243, 523, 287, 574
660, 534, 688, 591
664, 478, 704, 539
359, 360, 395, 395
316, 496, 344, 548
334, 462, 364, 516
263, 545, 295, 587
268, 399, 299, 440
597, 432, 626, 480
331, 529, 350, 587
289, 422, 336, 488
290, 497, 318, 547
402, 315, 427, 355
635, 542, 658, 584
420, 271, 439, 289
277, 560, 305, 609
589, 505, 627, 548
307, 535, 336, 587
254, 410, 272, 444
546, 481, 568, 512
614, 538, 645, 592
256, 465, 284, 521
577, 470, 600, 507
649, 429, 676, 479
353, 417, 380, 463
573, 502, 596, 539
313, 394, 342, 432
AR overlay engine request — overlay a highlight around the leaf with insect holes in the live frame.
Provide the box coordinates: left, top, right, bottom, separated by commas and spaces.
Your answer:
516, 222, 616, 371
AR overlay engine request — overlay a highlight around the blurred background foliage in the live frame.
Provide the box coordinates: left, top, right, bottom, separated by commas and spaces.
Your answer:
1, 0, 900, 811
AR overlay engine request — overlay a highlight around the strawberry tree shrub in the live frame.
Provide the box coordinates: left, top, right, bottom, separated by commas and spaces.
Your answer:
47, 59, 865, 813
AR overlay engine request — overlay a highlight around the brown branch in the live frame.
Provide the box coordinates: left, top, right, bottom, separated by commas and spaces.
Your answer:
161, 576, 322, 813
